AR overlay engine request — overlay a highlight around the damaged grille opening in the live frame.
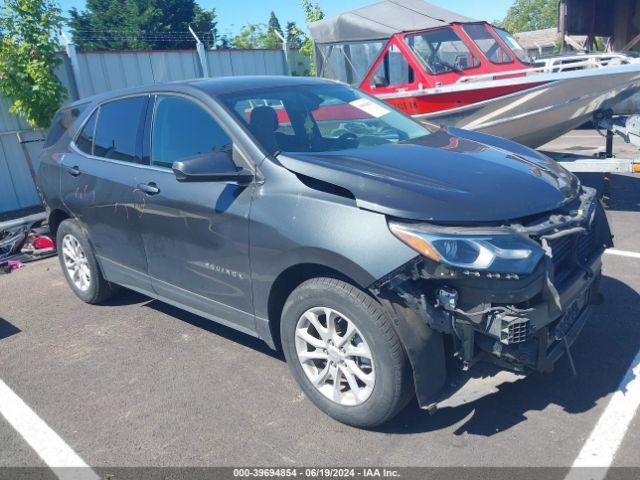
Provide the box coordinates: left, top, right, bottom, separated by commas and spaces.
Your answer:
548, 232, 598, 285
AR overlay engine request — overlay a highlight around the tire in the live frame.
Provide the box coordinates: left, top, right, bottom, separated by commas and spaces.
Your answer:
280, 277, 413, 428
56, 219, 119, 304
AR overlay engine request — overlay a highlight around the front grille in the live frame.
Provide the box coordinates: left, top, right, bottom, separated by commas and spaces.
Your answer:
501, 318, 530, 344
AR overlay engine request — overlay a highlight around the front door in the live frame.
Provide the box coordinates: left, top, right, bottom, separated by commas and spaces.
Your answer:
60, 96, 152, 291
136, 95, 255, 332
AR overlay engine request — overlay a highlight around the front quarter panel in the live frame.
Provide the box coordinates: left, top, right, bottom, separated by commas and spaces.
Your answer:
250, 160, 418, 322
250, 160, 447, 403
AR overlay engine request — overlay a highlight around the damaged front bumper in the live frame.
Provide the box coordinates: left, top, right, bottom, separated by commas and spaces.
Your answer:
372, 190, 613, 411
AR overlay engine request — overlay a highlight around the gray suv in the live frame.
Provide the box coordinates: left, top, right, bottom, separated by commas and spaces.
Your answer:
37, 76, 612, 428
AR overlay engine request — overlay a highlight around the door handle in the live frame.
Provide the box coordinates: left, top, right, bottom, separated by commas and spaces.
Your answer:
66, 165, 81, 177
136, 182, 160, 195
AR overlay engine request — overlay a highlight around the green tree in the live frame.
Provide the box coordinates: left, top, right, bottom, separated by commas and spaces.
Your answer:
267, 11, 282, 36
0, 0, 66, 128
498, 0, 558, 33
263, 11, 284, 49
191, 5, 218, 49
69, 0, 150, 50
68, 0, 216, 50
300, 0, 324, 74
217, 33, 231, 49
285, 21, 306, 49
232, 23, 268, 49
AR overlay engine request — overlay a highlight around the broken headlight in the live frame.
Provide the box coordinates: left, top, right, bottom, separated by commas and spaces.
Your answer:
388, 221, 544, 274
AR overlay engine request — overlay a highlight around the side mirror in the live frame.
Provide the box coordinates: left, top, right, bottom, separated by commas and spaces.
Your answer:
172, 152, 253, 184
372, 75, 389, 88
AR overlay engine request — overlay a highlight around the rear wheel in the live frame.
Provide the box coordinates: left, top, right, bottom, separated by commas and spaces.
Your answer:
281, 277, 413, 428
57, 219, 119, 304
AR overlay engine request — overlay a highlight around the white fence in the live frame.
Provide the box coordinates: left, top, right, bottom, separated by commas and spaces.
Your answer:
0, 47, 309, 217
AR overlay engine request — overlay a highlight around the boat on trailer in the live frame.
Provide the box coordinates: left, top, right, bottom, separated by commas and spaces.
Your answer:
308, 0, 640, 148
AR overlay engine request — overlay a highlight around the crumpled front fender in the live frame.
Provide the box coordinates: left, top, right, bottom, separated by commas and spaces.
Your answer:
371, 265, 447, 407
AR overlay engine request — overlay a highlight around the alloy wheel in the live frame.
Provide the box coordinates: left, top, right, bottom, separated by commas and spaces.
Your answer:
61, 234, 91, 292
295, 306, 375, 406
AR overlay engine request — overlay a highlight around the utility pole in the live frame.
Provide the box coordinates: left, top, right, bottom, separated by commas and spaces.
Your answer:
272, 30, 291, 76
189, 25, 210, 77
61, 30, 85, 99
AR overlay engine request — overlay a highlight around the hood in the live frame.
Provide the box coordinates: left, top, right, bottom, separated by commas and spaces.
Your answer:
278, 127, 580, 224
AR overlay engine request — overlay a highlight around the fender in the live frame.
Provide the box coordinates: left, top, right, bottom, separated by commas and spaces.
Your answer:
370, 261, 447, 407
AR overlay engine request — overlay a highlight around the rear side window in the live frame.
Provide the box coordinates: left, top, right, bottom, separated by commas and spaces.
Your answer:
151, 96, 233, 169
93, 96, 147, 163
46, 106, 85, 147
75, 110, 97, 155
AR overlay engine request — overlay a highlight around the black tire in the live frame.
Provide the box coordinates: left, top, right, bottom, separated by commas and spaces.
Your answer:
280, 277, 413, 428
56, 219, 119, 304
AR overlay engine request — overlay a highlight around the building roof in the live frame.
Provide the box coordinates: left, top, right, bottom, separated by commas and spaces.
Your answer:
514, 27, 588, 51
309, 0, 476, 45
514, 28, 559, 50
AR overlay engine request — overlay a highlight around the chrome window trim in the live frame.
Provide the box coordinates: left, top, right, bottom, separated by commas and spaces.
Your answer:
69, 141, 173, 173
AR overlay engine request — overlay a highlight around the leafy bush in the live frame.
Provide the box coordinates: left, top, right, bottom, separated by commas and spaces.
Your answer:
0, 0, 66, 128
300, 0, 324, 75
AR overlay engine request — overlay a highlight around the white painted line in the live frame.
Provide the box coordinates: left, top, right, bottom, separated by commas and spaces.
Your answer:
0, 379, 98, 480
565, 348, 640, 480
605, 248, 640, 260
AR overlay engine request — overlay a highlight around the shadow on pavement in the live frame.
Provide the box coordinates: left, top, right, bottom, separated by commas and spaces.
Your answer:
84, 272, 639, 437
99, 288, 150, 307
0, 317, 21, 340
89, 287, 283, 359
378, 275, 640, 436
607, 174, 640, 213
145, 299, 284, 361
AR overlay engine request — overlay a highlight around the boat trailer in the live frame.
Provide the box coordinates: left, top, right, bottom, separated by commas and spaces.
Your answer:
548, 111, 640, 175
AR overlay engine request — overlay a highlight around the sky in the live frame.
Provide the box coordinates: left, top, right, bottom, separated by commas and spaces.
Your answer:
56, 0, 515, 37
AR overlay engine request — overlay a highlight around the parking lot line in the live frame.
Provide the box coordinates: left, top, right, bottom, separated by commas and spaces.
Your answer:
605, 249, 640, 260
0, 379, 98, 480
566, 348, 640, 478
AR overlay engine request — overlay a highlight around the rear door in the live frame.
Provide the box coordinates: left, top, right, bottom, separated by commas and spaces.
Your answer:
135, 94, 255, 332
60, 95, 152, 291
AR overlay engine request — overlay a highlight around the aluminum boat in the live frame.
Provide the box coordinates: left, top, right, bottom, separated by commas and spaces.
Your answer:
309, 0, 640, 148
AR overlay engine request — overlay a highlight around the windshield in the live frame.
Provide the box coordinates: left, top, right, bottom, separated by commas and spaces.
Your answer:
463, 24, 513, 64
219, 83, 429, 155
493, 27, 532, 64
406, 28, 479, 74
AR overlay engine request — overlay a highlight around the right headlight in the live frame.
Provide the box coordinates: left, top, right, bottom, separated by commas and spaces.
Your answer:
388, 220, 545, 274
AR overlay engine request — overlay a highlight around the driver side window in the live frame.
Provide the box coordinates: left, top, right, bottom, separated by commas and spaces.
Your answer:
151, 96, 233, 169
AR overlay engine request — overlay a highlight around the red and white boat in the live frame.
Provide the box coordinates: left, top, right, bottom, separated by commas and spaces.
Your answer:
309, 0, 640, 148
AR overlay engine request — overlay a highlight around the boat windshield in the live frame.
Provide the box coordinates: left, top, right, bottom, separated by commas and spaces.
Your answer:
493, 27, 533, 64
462, 24, 513, 64
405, 28, 480, 75
219, 83, 429, 155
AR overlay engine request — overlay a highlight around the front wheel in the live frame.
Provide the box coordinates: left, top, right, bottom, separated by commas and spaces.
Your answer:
280, 278, 413, 428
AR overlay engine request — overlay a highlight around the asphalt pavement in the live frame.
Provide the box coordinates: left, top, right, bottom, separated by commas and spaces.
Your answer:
0, 141, 639, 473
